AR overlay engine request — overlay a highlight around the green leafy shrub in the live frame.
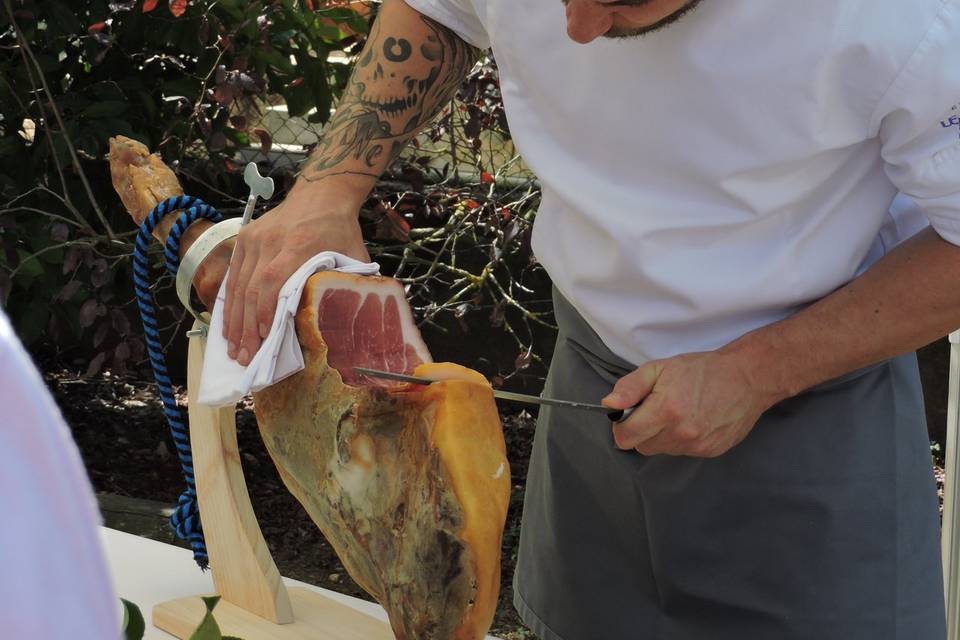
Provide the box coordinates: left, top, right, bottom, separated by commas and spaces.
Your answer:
1, 0, 552, 384
0, 0, 369, 368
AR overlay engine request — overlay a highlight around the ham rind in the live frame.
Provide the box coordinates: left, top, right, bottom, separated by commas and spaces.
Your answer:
312, 274, 432, 386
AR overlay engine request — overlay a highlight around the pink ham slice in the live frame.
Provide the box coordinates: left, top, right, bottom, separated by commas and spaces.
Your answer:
312, 274, 432, 386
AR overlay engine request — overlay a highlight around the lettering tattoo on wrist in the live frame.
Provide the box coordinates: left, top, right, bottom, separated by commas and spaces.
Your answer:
299, 15, 480, 184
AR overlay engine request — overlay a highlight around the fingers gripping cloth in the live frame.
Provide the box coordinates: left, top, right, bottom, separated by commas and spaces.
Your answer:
133, 195, 224, 569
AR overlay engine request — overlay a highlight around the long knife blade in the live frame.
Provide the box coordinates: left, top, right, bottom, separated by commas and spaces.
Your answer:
353, 367, 630, 421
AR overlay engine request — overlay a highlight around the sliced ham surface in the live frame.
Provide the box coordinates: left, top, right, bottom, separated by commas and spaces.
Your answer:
311, 274, 431, 386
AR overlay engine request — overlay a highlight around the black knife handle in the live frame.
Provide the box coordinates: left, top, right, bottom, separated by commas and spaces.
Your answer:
607, 406, 637, 422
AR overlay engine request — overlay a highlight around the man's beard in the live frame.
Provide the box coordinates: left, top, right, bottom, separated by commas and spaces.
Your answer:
605, 0, 704, 39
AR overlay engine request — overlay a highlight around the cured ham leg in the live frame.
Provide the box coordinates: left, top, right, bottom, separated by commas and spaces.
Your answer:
108, 137, 511, 640
256, 274, 509, 639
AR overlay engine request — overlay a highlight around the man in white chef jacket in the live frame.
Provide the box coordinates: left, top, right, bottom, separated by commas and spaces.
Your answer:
222, 0, 960, 637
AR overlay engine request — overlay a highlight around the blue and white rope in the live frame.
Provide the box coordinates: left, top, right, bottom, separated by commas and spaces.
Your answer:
133, 195, 224, 569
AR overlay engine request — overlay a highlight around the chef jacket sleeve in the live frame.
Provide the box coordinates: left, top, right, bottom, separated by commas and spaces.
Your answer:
402, 0, 490, 50
874, 3, 960, 245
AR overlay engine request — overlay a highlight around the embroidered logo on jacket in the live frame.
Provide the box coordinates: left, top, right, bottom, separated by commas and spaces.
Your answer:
943, 104, 960, 138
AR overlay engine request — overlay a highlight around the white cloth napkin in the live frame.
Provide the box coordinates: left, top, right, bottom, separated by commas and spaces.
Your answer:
197, 252, 379, 406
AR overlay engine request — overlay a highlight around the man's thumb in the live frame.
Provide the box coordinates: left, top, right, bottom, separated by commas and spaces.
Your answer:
603, 364, 658, 408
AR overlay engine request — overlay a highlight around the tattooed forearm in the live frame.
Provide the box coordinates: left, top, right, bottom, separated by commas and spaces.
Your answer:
298, 0, 481, 186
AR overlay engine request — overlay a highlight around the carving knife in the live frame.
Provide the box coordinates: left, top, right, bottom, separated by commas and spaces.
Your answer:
353, 367, 635, 422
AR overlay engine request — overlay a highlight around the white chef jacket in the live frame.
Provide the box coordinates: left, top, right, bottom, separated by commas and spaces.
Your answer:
0, 309, 119, 638
405, 0, 960, 365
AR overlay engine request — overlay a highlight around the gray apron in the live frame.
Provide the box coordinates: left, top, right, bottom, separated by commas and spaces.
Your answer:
513, 290, 945, 639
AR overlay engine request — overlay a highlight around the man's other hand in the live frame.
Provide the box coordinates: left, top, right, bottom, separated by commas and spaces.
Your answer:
601, 350, 785, 458
222, 189, 369, 366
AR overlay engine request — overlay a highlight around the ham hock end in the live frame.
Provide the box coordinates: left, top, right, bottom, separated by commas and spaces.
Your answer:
108, 136, 511, 640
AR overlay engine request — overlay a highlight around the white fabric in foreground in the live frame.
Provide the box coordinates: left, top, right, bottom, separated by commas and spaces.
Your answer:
198, 252, 379, 406
0, 308, 119, 639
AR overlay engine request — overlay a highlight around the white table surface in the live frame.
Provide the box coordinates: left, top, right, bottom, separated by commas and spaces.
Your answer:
102, 527, 501, 639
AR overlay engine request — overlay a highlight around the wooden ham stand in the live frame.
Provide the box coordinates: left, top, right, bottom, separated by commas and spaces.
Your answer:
152, 319, 396, 639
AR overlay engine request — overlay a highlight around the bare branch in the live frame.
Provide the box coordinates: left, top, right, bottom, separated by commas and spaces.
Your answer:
3, 0, 114, 239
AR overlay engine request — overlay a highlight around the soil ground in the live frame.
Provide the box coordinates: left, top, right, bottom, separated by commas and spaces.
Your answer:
43, 337, 950, 640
